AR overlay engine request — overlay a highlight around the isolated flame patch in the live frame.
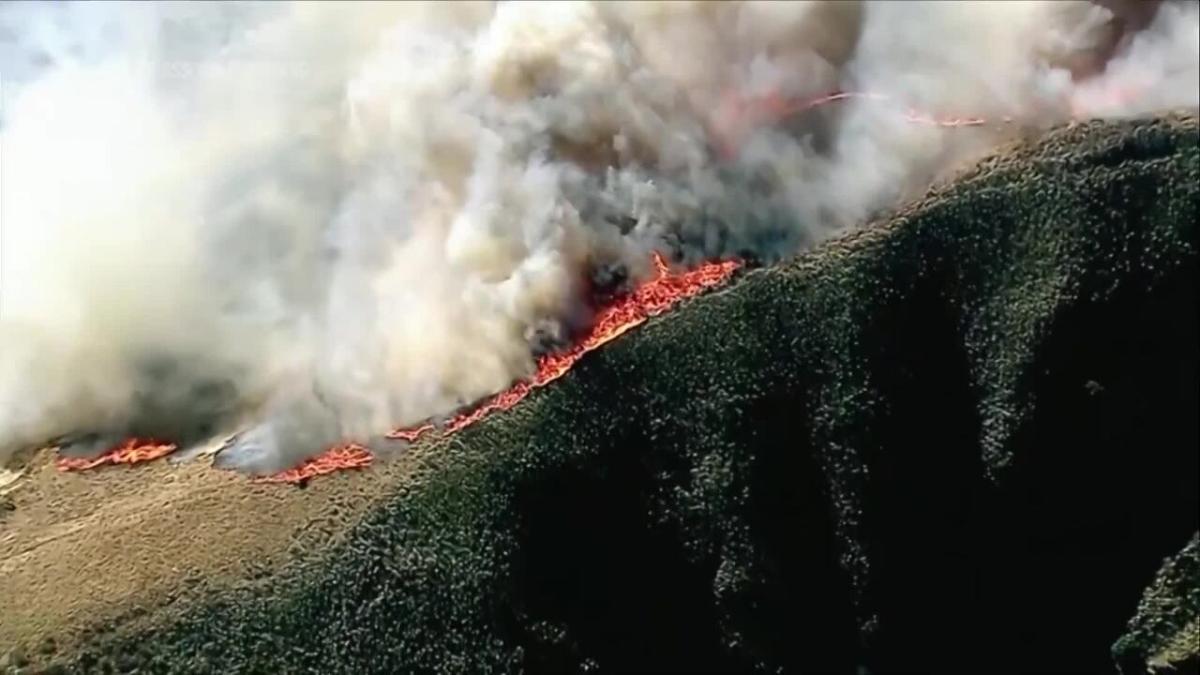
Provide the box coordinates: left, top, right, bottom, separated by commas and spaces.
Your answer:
56, 438, 177, 472
389, 252, 742, 444
252, 443, 373, 484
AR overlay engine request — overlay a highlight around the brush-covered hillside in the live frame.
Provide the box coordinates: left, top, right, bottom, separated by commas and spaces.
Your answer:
1, 114, 1197, 675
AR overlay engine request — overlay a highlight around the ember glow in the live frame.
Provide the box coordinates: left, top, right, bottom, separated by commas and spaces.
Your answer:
390, 252, 742, 444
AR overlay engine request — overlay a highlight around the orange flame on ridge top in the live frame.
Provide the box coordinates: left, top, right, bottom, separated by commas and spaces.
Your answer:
389, 251, 742, 445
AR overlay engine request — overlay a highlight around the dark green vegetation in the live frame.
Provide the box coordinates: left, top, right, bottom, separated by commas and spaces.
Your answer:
1114, 533, 1200, 674
59, 115, 1199, 673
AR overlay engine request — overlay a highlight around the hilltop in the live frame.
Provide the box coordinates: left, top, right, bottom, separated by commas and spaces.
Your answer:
1, 114, 1197, 674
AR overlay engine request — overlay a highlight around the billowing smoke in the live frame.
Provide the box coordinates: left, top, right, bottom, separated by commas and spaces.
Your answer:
0, 1, 1196, 474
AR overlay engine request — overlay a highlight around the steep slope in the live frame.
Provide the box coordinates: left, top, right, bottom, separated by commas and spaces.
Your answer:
1, 114, 1197, 674
1114, 533, 1200, 675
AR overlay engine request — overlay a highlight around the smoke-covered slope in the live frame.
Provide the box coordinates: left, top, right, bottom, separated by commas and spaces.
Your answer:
4, 114, 1198, 674
4, 0, 1199, 477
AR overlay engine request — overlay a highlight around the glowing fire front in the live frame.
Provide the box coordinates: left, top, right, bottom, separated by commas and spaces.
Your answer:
389, 252, 742, 444
54, 252, 740, 484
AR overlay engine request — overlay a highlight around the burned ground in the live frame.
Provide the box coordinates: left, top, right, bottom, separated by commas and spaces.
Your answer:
2, 114, 1197, 674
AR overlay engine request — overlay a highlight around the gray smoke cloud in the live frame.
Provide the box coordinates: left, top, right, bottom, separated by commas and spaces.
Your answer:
0, 1, 1196, 474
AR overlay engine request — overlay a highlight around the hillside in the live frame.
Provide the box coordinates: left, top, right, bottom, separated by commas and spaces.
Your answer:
1, 114, 1197, 674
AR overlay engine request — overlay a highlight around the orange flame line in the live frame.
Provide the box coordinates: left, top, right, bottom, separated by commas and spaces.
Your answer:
388, 252, 742, 445
54, 252, 740, 484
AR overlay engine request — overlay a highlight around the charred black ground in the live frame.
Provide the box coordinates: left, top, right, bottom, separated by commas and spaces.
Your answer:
9, 115, 1198, 674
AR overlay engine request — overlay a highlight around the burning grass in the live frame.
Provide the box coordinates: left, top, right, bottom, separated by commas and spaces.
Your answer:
55, 438, 177, 472
252, 443, 374, 485
54, 252, 740, 484
389, 252, 742, 445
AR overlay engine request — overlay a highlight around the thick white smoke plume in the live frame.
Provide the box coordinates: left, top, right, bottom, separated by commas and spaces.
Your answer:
0, 1, 1196, 474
